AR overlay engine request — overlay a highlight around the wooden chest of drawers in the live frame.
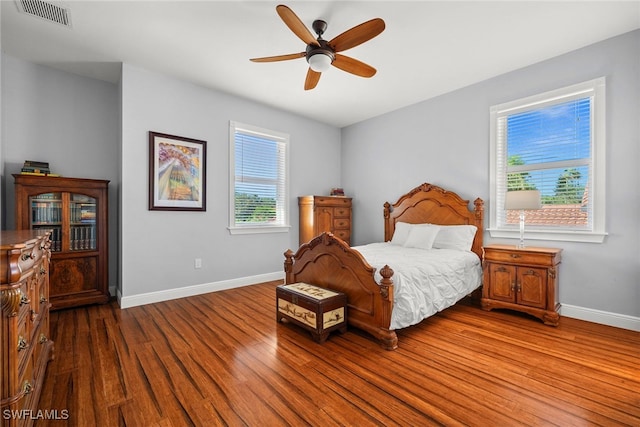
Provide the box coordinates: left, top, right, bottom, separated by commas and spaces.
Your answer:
1, 231, 54, 427
298, 196, 352, 246
277, 283, 347, 343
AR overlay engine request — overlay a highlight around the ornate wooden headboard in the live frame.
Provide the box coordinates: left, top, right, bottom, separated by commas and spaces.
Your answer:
383, 183, 484, 259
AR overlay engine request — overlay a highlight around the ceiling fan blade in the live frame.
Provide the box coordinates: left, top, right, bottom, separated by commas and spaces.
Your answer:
250, 52, 306, 63
329, 18, 385, 53
276, 4, 320, 47
304, 68, 321, 90
332, 54, 377, 78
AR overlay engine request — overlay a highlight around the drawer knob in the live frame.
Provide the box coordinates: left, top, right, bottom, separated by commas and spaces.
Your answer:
510, 254, 521, 258
39, 333, 49, 344
20, 293, 31, 305
17, 336, 29, 351
40, 295, 48, 303
23, 381, 33, 395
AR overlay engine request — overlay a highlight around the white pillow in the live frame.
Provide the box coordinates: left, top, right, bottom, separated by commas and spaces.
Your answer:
390, 222, 413, 246
403, 224, 440, 250
432, 225, 477, 251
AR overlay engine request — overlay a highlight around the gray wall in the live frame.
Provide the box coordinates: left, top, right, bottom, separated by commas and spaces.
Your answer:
119, 63, 341, 300
3, 29, 637, 327
1, 55, 120, 291
341, 30, 640, 322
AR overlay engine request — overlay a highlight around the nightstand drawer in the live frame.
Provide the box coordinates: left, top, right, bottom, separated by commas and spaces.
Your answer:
484, 246, 561, 267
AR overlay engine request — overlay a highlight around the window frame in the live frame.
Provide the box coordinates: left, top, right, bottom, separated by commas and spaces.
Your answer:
488, 77, 607, 243
228, 121, 290, 235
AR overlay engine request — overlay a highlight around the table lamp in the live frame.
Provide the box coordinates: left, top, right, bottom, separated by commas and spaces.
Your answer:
505, 190, 541, 248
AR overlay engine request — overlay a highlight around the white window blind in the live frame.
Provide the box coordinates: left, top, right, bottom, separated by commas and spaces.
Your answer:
229, 121, 289, 234
489, 78, 606, 243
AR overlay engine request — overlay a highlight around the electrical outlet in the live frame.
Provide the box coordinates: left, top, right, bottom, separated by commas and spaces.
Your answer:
194, 258, 202, 269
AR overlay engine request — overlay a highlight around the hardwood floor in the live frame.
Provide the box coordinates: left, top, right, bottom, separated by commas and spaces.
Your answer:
35, 281, 639, 426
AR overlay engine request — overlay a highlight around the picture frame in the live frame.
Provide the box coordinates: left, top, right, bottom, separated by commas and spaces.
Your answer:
149, 131, 206, 211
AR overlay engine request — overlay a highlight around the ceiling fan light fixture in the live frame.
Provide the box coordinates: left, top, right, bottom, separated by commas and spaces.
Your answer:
308, 52, 332, 72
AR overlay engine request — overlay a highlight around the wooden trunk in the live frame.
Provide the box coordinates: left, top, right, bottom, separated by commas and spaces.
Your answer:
276, 283, 347, 343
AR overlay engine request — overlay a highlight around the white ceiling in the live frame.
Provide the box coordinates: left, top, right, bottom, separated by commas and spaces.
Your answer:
2, 1, 639, 128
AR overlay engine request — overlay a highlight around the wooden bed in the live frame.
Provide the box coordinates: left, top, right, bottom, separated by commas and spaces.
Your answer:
284, 183, 484, 350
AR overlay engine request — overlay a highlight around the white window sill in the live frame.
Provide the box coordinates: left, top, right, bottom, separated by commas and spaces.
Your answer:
228, 225, 291, 235
487, 228, 607, 244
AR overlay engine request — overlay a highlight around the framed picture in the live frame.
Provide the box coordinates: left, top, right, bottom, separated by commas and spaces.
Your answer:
149, 131, 206, 211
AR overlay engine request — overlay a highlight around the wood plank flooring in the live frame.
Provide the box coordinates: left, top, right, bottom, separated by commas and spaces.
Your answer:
35, 281, 639, 426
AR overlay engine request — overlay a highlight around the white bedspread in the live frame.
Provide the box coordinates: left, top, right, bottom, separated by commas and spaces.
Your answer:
351, 242, 482, 330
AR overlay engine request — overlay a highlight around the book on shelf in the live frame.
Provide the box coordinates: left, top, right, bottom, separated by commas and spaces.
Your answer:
23, 160, 50, 168
20, 171, 60, 177
21, 160, 58, 176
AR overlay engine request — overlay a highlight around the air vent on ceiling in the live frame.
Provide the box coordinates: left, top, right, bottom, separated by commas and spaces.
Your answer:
16, 0, 72, 28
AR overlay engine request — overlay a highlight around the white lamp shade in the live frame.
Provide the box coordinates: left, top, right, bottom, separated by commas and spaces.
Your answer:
505, 190, 541, 210
308, 53, 332, 72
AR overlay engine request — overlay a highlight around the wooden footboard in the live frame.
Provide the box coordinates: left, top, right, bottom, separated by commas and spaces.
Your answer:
284, 232, 398, 350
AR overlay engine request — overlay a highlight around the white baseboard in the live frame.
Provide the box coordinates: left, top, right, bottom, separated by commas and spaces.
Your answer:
117, 271, 284, 309
116, 278, 639, 333
561, 304, 640, 332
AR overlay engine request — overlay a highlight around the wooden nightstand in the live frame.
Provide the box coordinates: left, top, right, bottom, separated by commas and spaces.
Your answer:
481, 244, 562, 326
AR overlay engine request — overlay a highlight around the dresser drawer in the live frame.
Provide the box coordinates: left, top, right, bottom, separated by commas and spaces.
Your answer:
333, 207, 350, 218
28, 261, 46, 321
333, 218, 351, 229
333, 229, 351, 243
32, 312, 51, 378
17, 240, 45, 277
314, 196, 351, 207
17, 355, 35, 409
17, 308, 32, 375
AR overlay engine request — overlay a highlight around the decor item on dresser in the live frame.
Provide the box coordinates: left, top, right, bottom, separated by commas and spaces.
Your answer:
285, 183, 484, 350
14, 174, 110, 310
1, 230, 54, 427
481, 244, 562, 326
298, 195, 352, 246
149, 131, 207, 211
505, 189, 541, 248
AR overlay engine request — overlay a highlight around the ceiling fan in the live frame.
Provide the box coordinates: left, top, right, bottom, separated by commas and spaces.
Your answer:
250, 4, 385, 90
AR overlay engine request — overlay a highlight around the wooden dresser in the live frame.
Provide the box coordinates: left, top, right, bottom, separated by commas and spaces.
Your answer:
298, 196, 352, 246
1, 230, 54, 426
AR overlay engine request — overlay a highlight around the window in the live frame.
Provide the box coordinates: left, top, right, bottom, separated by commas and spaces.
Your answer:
489, 78, 606, 243
228, 121, 290, 234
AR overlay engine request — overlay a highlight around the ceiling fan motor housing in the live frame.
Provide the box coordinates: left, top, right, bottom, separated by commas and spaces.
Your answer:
306, 39, 335, 63
306, 19, 334, 65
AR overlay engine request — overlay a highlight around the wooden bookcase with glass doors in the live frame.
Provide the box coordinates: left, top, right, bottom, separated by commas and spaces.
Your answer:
14, 174, 110, 310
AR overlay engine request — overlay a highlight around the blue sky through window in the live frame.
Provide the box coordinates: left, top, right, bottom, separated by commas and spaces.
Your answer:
506, 97, 591, 197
